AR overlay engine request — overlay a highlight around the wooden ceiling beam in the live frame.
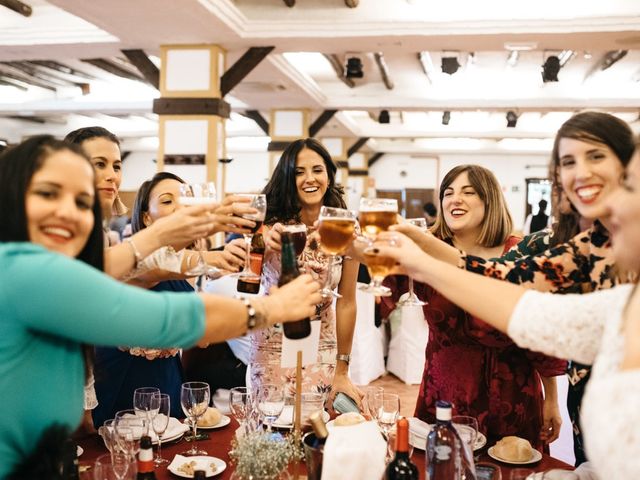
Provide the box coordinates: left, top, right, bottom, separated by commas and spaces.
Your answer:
347, 137, 370, 157
81, 58, 144, 82
28, 60, 98, 80
368, 152, 385, 167
323, 54, 355, 88
121, 49, 159, 89
242, 110, 270, 135
0, 67, 57, 91
374, 52, 394, 90
0, 0, 31, 17
220, 46, 275, 97
2, 62, 73, 87
6, 115, 47, 124
309, 109, 338, 137
0, 77, 27, 90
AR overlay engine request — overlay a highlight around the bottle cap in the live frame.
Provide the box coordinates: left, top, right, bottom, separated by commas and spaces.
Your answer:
435, 400, 452, 421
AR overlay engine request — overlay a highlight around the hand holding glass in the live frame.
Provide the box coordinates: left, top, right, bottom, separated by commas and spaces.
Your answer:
317, 206, 357, 298
397, 218, 428, 307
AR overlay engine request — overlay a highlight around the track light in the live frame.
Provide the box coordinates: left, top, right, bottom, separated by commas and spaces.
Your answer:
441, 56, 460, 75
345, 56, 364, 79
442, 111, 451, 125
541, 56, 560, 82
506, 111, 518, 128
378, 110, 390, 124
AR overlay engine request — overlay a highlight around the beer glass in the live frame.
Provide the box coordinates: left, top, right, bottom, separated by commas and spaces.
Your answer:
360, 236, 398, 296
317, 206, 357, 298
235, 194, 267, 280
358, 198, 398, 240
397, 218, 428, 307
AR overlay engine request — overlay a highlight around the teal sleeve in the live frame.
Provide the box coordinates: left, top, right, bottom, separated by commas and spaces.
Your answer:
1, 244, 205, 348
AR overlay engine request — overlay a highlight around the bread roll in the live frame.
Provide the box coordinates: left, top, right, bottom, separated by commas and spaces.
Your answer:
493, 436, 533, 462
334, 411, 366, 426
197, 407, 222, 427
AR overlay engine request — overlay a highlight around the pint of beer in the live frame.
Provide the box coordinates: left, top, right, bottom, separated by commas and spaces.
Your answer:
359, 198, 398, 238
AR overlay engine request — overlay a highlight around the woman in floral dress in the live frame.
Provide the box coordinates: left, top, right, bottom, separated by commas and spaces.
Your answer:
250, 138, 361, 407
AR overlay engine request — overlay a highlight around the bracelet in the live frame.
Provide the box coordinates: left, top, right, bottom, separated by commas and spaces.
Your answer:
124, 238, 143, 268
236, 296, 266, 332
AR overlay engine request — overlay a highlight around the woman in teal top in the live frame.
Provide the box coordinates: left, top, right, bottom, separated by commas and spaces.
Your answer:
0, 136, 321, 478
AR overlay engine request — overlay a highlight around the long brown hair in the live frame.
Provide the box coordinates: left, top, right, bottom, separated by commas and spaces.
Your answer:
431, 164, 513, 247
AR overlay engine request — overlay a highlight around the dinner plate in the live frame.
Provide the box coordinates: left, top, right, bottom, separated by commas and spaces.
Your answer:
272, 406, 330, 429
167, 455, 226, 478
487, 446, 542, 465
408, 427, 487, 452
185, 414, 231, 430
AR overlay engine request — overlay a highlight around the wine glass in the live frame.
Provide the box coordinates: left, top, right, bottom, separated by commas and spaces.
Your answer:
151, 393, 170, 465
235, 194, 267, 280
358, 198, 398, 240
363, 385, 384, 420
98, 419, 119, 458
359, 236, 398, 296
397, 218, 428, 307
372, 392, 400, 439
133, 387, 160, 433
317, 206, 357, 298
451, 415, 479, 453
180, 381, 210, 456
178, 182, 218, 288
114, 409, 146, 460
94, 452, 133, 480
282, 224, 307, 257
257, 383, 285, 433
229, 387, 251, 434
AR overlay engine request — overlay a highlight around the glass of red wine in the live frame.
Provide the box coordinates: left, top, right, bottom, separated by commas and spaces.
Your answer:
282, 224, 307, 257
236, 194, 267, 281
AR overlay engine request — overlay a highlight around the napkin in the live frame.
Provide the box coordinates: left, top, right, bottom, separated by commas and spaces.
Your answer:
321, 421, 386, 480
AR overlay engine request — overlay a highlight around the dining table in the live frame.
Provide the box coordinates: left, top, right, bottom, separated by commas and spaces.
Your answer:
79, 418, 575, 479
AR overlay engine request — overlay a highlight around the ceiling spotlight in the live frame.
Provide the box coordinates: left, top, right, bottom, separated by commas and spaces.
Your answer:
541, 56, 560, 82
506, 111, 518, 128
442, 111, 451, 125
345, 56, 364, 79
441, 56, 461, 75
378, 110, 390, 124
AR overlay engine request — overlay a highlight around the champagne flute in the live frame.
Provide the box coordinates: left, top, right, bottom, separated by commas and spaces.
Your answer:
317, 206, 357, 298
151, 393, 170, 465
359, 236, 398, 296
398, 218, 428, 307
257, 383, 285, 434
133, 387, 160, 434
180, 381, 210, 456
229, 387, 251, 435
178, 182, 218, 288
373, 392, 400, 439
235, 194, 267, 280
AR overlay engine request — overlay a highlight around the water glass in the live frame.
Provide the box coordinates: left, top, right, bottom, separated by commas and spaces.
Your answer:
257, 383, 285, 433
372, 392, 400, 438
113, 409, 147, 460
180, 381, 210, 456
94, 452, 135, 480
133, 387, 160, 432
452, 415, 479, 451
363, 385, 384, 420
229, 386, 251, 433
151, 393, 170, 465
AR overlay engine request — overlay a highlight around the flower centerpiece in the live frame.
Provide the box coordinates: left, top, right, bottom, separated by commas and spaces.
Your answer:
229, 430, 303, 480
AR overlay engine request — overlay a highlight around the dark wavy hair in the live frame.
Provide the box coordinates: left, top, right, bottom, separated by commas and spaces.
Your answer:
549, 111, 635, 245
64, 125, 120, 147
262, 138, 346, 224
0, 135, 104, 381
131, 171, 186, 234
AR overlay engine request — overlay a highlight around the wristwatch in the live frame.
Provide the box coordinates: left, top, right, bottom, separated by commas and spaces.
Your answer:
336, 353, 351, 365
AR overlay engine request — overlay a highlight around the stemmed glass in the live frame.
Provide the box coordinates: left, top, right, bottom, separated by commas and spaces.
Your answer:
317, 206, 357, 298
235, 194, 267, 280
371, 392, 401, 440
180, 381, 210, 456
282, 224, 307, 257
257, 383, 285, 434
178, 182, 218, 288
397, 218, 428, 307
114, 409, 147, 460
229, 387, 251, 435
94, 452, 133, 480
363, 385, 384, 420
452, 415, 479, 452
133, 387, 160, 434
151, 393, 170, 465
359, 236, 398, 296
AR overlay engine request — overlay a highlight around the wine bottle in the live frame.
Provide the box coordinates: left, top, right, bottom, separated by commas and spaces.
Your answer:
280, 231, 311, 339
237, 232, 265, 294
309, 410, 329, 448
136, 435, 157, 479
193, 470, 206, 480
425, 401, 461, 480
385, 417, 419, 480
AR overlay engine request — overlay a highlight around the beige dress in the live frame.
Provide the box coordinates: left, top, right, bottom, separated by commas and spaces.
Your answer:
249, 226, 342, 398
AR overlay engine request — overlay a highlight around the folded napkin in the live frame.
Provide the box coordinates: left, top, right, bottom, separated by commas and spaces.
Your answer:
408, 416, 431, 438
321, 421, 386, 480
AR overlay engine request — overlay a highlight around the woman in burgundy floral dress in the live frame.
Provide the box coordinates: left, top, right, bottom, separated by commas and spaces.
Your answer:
382, 165, 566, 451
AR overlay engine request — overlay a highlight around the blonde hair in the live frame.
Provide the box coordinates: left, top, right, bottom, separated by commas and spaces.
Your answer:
431, 164, 513, 248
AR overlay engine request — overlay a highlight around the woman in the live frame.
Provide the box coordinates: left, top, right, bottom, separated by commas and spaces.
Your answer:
381, 165, 565, 450
369, 144, 640, 479
255, 138, 361, 405
65, 126, 253, 280
394, 111, 635, 464
0, 136, 321, 477
92, 172, 246, 425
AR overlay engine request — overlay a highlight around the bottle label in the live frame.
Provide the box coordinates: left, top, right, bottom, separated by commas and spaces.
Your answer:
434, 445, 452, 461
249, 252, 263, 276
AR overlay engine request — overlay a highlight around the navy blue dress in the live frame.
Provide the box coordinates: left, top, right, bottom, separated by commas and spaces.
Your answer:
92, 279, 193, 427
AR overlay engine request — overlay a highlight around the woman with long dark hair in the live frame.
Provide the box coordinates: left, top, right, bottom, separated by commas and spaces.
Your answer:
253, 138, 361, 406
